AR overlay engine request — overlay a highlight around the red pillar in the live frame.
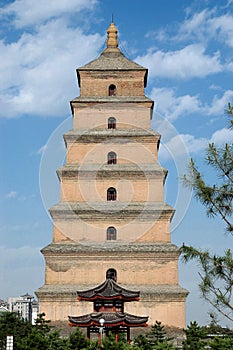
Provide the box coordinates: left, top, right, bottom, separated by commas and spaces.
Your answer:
115, 329, 119, 343
127, 327, 131, 344
98, 332, 101, 350
87, 327, 90, 341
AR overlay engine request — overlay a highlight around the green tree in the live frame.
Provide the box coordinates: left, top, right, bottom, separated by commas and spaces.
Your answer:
101, 332, 127, 350
134, 321, 176, 350
0, 311, 71, 350
0, 312, 33, 350
35, 312, 52, 335
134, 333, 152, 350
17, 327, 48, 350
209, 336, 233, 349
182, 321, 207, 350
181, 104, 233, 323
68, 327, 89, 349
146, 321, 167, 345
146, 321, 175, 348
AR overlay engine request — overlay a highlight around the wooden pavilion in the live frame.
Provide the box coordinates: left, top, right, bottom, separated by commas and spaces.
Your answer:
69, 270, 148, 343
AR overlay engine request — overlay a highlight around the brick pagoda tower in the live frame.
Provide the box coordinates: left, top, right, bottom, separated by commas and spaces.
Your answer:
36, 22, 188, 328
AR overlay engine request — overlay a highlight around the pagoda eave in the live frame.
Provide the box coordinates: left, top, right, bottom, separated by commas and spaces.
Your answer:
56, 164, 167, 181
78, 296, 140, 302
70, 97, 154, 116
49, 202, 175, 221
68, 312, 148, 328
63, 128, 160, 144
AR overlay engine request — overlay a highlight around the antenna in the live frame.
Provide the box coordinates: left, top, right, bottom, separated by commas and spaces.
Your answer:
112, 13, 114, 22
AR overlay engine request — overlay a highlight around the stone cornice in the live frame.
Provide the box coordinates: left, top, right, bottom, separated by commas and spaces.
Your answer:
36, 283, 188, 301
49, 202, 175, 221
71, 96, 152, 104
41, 242, 180, 254
56, 164, 167, 180
70, 97, 154, 114
64, 128, 160, 144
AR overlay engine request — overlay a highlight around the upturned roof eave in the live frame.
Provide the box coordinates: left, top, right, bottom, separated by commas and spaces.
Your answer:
76, 278, 140, 300
68, 312, 148, 328
77, 295, 140, 302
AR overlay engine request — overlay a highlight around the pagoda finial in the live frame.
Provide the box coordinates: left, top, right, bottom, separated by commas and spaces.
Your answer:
106, 21, 118, 49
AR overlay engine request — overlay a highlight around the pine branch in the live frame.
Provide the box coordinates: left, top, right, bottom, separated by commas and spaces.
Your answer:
182, 157, 233, 233
207, 143, 233, 183
181, 244, 233, 323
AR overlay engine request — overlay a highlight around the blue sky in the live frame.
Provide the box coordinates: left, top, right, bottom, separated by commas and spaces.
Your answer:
0, 0, 233, 326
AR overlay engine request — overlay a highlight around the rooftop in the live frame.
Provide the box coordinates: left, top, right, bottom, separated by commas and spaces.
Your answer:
69, 311, 148, 327
77, 278, 140, 301
78, 22, 146, 72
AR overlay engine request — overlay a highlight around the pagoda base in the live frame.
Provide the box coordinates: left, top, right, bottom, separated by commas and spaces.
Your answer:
36, 284, 188, 328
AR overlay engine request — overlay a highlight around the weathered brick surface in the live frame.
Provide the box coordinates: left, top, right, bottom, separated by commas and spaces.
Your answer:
79, 71, 146, 97
37, 26, 188, 329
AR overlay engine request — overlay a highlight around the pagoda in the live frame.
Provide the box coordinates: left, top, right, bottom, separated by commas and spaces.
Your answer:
36, 22, 188, 329
69, 269, 148, 342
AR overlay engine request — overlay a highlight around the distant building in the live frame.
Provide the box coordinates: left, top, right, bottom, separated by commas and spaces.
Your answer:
0, 299, 8, 314
7, 293, 38, 324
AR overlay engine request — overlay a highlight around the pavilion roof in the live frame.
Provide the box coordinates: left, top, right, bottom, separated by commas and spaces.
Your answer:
76, 278, 140, 301
69, 311, 148, 328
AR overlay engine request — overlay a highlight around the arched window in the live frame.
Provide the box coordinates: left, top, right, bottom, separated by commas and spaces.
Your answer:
108, 84, 116, 96
106, 268, 117, 281
107, 151, 117, 164
108, 117, 116, 129
107, 226, 117, 240
107, 187, 117, 201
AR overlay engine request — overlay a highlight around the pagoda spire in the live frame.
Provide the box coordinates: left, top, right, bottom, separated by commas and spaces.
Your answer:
106, 21, 118, 49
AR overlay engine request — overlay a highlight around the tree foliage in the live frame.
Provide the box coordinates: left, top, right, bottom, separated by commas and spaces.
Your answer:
181, 103, 233, 323
182, 321, 207, 350
209, 335, 233, 349
1, 313, 233, 349
183, 143, 232, 233
0, 312, 33, 350
134, 321, 176, 349
182, 244, 233, 322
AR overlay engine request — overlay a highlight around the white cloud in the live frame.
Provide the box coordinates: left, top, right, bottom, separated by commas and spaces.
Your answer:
136, 44, 222, 79
151, 87, 233, 122
210, 127, 233, 144
5, 191, 17, 199
160, 127, 233, 161
151, 87, 201, 121
160, 134, 207, 161
150, 7, 233, 51
0, 0, 97, 28
177, 9, 221, 43
180, 134, 208, 153
177, 8, 233, 48
204, 90, 233, 116
0, 18, 104, 118
208, 14, 233, 48
178, 9, 212, 42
